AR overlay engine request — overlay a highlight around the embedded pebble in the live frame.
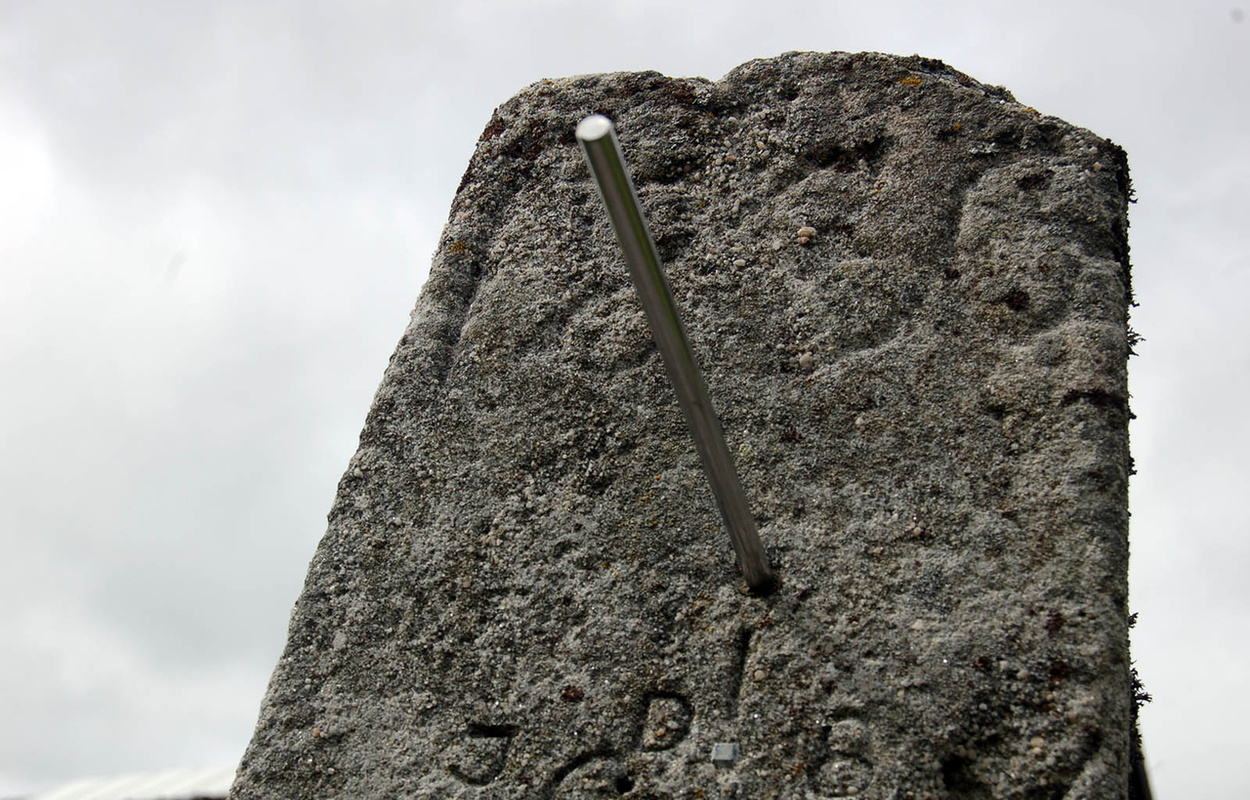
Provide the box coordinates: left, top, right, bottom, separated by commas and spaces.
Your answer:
798, 352, 817, 370
797, 225, 817, 244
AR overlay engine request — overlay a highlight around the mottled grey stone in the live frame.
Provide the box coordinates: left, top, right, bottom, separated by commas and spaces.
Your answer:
230, 52, 1134, 799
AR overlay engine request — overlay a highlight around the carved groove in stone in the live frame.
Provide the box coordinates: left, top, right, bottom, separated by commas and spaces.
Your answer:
811, 716, 875, 798
447, 722, 519, 786
548, 751, 632, 800
728, 627, 754, 716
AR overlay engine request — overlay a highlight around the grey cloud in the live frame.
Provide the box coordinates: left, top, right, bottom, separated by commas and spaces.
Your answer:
0, 0, 1246, 796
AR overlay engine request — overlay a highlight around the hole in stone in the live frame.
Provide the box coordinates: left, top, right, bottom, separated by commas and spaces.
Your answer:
1003, 288, 1030, 311
466, 723, 518, 738
748, 574, 779, 597
940, 754, 989, 798
941, 755, 968, 788
614, 774, 635, 793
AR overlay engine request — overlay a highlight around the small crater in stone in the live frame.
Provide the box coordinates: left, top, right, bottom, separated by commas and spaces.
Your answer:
642, 694, 692, 750
1016, 169, 1054, 191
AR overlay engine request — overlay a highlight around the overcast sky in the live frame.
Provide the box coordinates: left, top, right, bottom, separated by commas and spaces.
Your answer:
0, 1, 1245, 797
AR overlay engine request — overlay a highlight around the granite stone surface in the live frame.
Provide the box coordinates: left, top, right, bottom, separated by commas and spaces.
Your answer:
230, 51, 1134, 799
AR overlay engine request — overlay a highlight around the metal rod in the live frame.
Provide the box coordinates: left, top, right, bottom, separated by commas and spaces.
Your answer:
576, 114, 775, 592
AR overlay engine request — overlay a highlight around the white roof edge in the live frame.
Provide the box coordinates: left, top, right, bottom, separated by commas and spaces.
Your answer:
28, 767, 237, 800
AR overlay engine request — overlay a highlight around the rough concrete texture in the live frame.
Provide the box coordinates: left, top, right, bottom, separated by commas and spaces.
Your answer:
231, 52, 1134, 799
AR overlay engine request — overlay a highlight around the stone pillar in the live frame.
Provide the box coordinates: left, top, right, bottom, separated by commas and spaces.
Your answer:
230, 52, 1134, 799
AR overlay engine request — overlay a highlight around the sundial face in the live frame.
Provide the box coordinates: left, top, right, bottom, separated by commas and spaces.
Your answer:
231, 52, 1135, 799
